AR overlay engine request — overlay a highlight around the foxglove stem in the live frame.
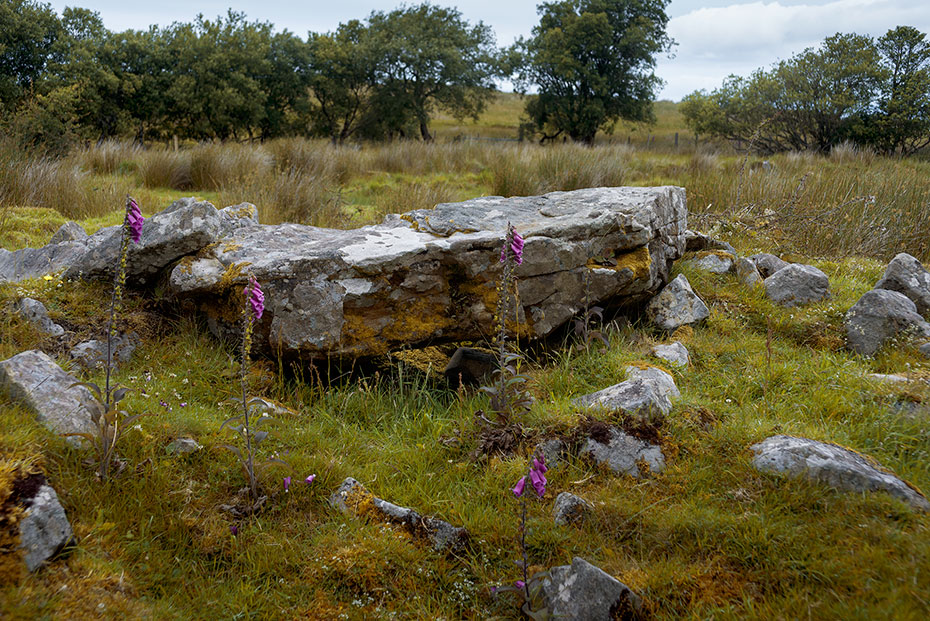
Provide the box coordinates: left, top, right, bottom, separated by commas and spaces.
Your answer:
240, 279, 258, 501
520, 492, 529, 601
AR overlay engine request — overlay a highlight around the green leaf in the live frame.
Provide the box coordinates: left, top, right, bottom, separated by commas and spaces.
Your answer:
220, 415, 243, 430
112, 387, 130, 403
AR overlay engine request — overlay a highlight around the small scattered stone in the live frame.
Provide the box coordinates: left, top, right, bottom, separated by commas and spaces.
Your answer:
574, 378, 672, 423
651, 341, 689, 367
167, 437, 202, 455
330, 477, 468, 552
580, 426, 665, 478
845, 289, 930, 356
764, 264, 830, 307
540, 557, 643, 621
69, 332, 138, 372
686, 251, 734, 274
16, 479, 74, 572
874, 252, 930, 316
49, 221, 88, 245
0, 350, 97, 445
750, 435, 930, 511
920, 342, 930, 359
736, 257, 763, 286
553, 492, 592, 526
624, 365, 680, 399
749, 253, 789, 278
645, 274, 710, 332
14, 298, 64, 337
866, 373, 913, 385
684, 230, 736, 255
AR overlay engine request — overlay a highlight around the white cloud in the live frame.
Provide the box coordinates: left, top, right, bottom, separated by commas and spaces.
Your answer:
657, 0, 930, 100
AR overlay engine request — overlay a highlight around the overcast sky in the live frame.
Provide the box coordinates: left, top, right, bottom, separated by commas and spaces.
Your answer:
44, 1, 930, 101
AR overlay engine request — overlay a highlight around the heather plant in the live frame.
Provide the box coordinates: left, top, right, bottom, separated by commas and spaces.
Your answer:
67, 197, 147, 481
495, 453, 551, 619
220, 277, 289, 505
480, 224, 533, 422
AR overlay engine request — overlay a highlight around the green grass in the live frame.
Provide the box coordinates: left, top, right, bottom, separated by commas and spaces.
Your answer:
2, 223, 930, 617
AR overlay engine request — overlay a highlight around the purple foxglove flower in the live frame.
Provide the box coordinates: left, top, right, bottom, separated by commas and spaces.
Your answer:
126, 198, 144, 244
283, 476, 291, 492
305, 474, 316, 484
511, 231, 524, 265
244, 278, 265, 320
533, 455, 547, 474
529, 467, 546, 497
512, 475, 526, 497
514, 580, 525, 589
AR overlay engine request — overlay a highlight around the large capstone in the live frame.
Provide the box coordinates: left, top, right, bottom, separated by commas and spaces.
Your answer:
168, 186, 687, 359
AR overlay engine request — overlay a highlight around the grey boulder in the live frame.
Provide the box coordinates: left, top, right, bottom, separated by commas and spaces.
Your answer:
541, 557, 643, 620
0, 350, 97, 445
685, 251, 734, 274
845, 289, 930, 356
645, 274, 709, 332
64, 198, 258, 283
14, 298, 64, 337
651, 341, 689, 367
69, 332, 138, 372
330, 477, 467, 552
580, 426, 665, 478
874, 252, 930, 316
0, 241, 88, 283
624, 365, 680, 399
736, 257, 763, 286
749, 253, 789, 278
764, 264, 830, 307
553, 492, 592, 526
17, 480, 74, 572
49, 221, 88, 245
574, 378, 672, 423
751, 435, 929, 511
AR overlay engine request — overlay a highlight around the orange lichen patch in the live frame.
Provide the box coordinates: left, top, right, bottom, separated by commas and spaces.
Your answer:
217, 262, 252, 292
459, 279, 498, 313
343, 297, 454, 356
390, 347, 451, 376
0, 463, 27, 587
399, 214, 421, 231
174, 256, 195, 275
588, 246, 652, 281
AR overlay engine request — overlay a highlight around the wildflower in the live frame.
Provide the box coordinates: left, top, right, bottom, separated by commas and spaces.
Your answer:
305, 474, 316, 484
127, 198, 144, 244
512, 476, 527, 497
510, 231, 524, 265
244, 278, 264, 320
284, 476, 292, 492
230, 525, 238, 536
529, 455, 547, 497
514, 580, 525, 590
179, 402, 187, 408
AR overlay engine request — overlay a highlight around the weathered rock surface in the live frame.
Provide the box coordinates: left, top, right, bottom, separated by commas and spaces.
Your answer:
330, 477, 468, 552
651, 341, 689, 367
168, 187, 686, 359
920, 342, 930, 359
0, 350, 96, 445
17, 480, 74, 572
553, 492, 592, 526
645, 274, 709, 332
684, 230, 736, 255
444, 347, 495, 386
736, 257, 763, 286
685, 251, 734, 274
751, 435, 930, 511
580, 426, 665, 477
764, 264, 830, 307
536, 438, 566, 470
541, 557, 643, 620
845, 289, 930, 356
574, 378, 672, 423
749, 253, 789, 278
0, 241, 88, 283
14, 298, 64, 337
624, 365, 680, 399
69, 333, 138, 372
49, 221, 88, 245
874, 252, 930, 316
64, 198, 258, 283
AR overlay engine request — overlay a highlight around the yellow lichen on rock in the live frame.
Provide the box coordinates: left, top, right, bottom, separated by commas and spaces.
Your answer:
588, 246, 652, 281
390, 347, 451, 377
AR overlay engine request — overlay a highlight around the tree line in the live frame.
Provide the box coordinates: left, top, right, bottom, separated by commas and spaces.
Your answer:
681, 26, 930, 156
0, 0, 674, 152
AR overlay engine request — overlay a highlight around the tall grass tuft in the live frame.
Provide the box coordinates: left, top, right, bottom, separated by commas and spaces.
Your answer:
138, 149, 192, 190
74, 140, 142, 176
0, 139, 130, 219
190, 143, 272, 191
217, 167, 344, 227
